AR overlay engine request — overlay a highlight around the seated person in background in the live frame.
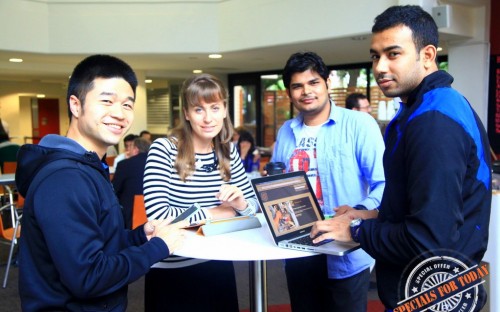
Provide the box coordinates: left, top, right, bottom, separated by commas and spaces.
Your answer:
113, 137, 151, 229
345, 92, 372, 114
0, 119, 20, 173
140, 130, 152, 143
113, 133, 138, 167
237, 129, 260, 173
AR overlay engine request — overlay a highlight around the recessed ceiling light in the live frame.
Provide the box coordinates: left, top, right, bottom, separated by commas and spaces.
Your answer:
36, 94, 46, 98
208, 54, 222, 59
9, 58, 23, 63
193, 69, 203, 74
437, 47, 443, 52
145, 79, 153, 83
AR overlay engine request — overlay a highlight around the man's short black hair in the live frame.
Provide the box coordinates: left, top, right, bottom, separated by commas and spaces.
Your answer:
124, 134, 138, 143
372, 5, 439, 52
282, 52, 330, 89
345, 93, 368, 110
0, 119, 9, 142
66, 54, 138, 120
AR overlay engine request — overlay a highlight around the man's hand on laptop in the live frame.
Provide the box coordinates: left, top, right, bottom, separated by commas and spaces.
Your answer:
310, 213, 353, 243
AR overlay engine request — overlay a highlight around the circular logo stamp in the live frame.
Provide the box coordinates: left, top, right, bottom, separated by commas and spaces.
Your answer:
395, 255, 487, 312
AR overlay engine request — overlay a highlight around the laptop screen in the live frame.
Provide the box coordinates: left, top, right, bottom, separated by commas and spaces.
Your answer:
252, 171, 324, 238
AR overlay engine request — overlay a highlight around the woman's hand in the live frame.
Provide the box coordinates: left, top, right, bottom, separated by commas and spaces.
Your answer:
216, 184, 247, 210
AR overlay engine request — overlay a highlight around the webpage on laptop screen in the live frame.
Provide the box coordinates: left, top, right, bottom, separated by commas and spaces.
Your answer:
255, 176, 322, 237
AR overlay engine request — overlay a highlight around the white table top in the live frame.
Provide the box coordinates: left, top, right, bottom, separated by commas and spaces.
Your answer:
174, 213, 316, 261
0, 173, 15, 185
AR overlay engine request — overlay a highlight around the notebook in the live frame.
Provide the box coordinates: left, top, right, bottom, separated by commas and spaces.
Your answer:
251, 171, 359, 256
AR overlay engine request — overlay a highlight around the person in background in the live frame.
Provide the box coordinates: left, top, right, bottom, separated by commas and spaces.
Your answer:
143, 73, 259, 312
113, 133, 138, 167
14, 54, 186, 311
0, 119, 20, 173
272, 51, 385, 312
345, 92, 372, 113
311, 5, 491, 311
231, 125, 246, 145
140, 130, 152, 143
113, 137, 151, 229
237, 129, 260, 174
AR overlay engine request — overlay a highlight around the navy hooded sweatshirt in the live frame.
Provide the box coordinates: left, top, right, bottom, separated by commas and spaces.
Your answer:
15, 135, 169, 311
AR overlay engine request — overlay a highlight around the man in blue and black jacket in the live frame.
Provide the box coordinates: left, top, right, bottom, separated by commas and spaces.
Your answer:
311, 5, 491, 311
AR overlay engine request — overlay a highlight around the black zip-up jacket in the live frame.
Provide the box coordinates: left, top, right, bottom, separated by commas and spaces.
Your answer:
360, 71, 492, 309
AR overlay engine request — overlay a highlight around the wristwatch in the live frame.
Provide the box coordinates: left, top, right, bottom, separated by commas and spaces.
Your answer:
350, 218, 364, 243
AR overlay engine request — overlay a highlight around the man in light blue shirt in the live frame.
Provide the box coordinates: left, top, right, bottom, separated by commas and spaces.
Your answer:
272, 51, 385, 311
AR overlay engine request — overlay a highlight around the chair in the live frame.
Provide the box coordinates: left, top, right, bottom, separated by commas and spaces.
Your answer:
105, 156, 116, 167
0, 186, 22, 288
132, 195, 148, 229
2, 162, 17, 174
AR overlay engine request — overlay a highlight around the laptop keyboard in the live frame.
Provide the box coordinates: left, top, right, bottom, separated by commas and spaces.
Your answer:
289, 234, 330, 247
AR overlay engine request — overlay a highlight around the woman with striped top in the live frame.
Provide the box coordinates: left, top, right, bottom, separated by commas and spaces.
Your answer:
143, 74, 258, 311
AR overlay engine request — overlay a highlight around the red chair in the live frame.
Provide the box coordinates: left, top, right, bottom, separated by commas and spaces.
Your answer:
0, 189, 22, 288
132, 195, 148, 229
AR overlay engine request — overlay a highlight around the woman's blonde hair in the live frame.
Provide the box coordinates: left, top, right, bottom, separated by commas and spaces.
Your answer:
170, 74, 234, 181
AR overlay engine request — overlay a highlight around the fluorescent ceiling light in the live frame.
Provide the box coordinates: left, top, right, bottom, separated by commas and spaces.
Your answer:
193, 69, 203, 74
145, 79, 153, 83
9, 58, 23, 63
261, 74, 279, 79
36, 94, 46, 98
208, 54, 222, 59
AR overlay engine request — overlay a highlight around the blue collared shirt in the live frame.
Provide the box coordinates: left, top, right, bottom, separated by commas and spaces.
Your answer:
272, 102, 386, 278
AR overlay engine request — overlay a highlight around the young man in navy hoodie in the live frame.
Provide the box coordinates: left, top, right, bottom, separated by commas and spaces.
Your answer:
15, 55, 186, 311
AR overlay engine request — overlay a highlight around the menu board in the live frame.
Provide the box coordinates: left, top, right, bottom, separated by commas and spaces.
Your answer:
488, 55, 500, 153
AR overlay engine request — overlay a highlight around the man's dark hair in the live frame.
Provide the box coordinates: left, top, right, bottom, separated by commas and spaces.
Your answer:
124, 134, 138, 143
0, 119, 9, 142
139, 130, 151, 137
372, 5, 439, 52
282, 52, 330, 89
133, 137, 151, 153
66, 54, 138, 120
345, 93, 368, 110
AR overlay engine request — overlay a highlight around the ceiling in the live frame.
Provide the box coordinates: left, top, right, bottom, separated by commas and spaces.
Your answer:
0, 0, 485, 86
0, 35, 378, 85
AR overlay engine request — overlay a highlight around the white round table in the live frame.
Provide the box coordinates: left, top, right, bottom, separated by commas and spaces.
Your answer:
174, 213, 316, 312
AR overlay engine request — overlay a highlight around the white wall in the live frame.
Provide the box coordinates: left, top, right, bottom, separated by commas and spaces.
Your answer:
218, 0, 395, 50
1, 0, 398, 55
0, 81, 67, 145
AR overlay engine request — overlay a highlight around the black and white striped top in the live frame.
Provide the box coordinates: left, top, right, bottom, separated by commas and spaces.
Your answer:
143, 137, 258, 268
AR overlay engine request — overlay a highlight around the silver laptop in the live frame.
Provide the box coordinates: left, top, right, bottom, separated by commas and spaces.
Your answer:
251, 171, 359, 256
